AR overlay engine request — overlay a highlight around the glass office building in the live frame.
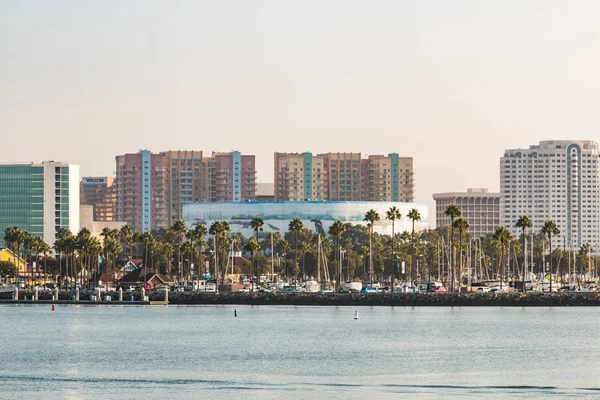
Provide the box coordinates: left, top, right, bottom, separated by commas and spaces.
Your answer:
0, 161, 80, 247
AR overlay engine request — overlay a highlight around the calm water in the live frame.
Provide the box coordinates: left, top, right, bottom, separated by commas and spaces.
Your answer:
1, 305, 599, 399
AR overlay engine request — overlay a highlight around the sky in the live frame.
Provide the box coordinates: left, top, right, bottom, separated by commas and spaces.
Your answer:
2, 0, 600, 226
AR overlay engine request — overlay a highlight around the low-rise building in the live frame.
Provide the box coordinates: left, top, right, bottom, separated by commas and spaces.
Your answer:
433, 188, 500, 237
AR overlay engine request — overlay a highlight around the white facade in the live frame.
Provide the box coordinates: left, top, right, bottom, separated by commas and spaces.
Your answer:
500, 140, 600, 249
42, 161, 80, 246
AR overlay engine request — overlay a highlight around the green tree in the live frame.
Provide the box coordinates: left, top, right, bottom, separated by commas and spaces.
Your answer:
445, 204, 462, 291
541, 220, 560, 292
407, 208, 421, 283
243, 237, 262, 292
209, 221, 231, 283
250, 216, 265, 287
493, 226, 513, 290
386, 206, 402, 292
170, 219, 187, 281
0, 260, 17, 279
363, 209, 380, 284
453, 217, 469, 286
288, 217, 304, 284
516, 214, 533, 292
119, 224, 134, 261
328, 219, 346, 288
186, 224, 208, 278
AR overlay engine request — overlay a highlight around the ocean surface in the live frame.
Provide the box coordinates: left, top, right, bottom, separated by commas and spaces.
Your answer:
1, 304, 599, 399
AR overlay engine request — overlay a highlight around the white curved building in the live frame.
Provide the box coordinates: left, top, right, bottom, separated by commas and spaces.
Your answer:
182, 201, 429, 238
500, 140, 600, 249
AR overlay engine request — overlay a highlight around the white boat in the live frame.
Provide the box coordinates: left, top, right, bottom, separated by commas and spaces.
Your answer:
0, 284, 18, 293
340, 281, 362, 292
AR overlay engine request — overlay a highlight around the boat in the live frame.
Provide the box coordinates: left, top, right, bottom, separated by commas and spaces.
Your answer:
0, 284, 17, 293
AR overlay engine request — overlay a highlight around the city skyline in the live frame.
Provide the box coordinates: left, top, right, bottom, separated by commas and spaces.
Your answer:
3, 1, 600, 224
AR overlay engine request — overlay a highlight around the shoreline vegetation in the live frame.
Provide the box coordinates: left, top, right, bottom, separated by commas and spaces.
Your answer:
3, 291, 600, 307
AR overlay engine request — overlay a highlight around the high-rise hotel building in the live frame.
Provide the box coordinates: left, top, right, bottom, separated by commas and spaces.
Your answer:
500, 140, 600, 249
80, 176, 116, 222
0, 161, 80, 247
116, 150, 257, 230
116, 150, 168, 232
274, 152, 414, 202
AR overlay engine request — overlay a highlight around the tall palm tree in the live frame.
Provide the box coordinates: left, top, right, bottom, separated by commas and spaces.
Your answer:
104, 237, 121, 289
87, 237, 102, 289
300, 241, 311, 280
100, 227, 115, 288
250, 216, 265, 287
516, 214, 533, 292
119, 224, 133, 262
445, 204, 462, 291
541, 220, 560, 292
243, 237, 262, 292
170, 219, 187, 282
364, 209, 380, 285
453, 217, 469, 288
186, 224, 207, 278
386, 206, 402, 292
328, 219, 346, 289
493, 226, 512, 290
407, 208, 421, 283
209, 220, 231, 283
288, 217, 304, 285
38, 239, 51, 286
76, 228, 92, 288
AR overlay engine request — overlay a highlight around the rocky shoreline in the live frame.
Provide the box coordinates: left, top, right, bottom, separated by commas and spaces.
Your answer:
3, 290, 600, 306
159, 292, 600, 306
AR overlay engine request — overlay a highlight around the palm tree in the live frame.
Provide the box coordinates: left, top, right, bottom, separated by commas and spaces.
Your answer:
209, 221, 231, 283
364, 209, 380, 285
541, 220, 560, 292
288, 217, 304, 285
186, 224, 207, 278
445, 204, 462, 291
250, 216, 265, 288
300, 241, 311, 280
119, 224, 133, 262
516, 214, 533, 292
453, 218, 470, 288
493, 226, 512, 290
170, 219, 187, 282
328, 219, 346, 289
103, 237, 121, 289
100, 227, 115, 288
386, 206, 402, 292
407, 208, 421, 283
181, 241, 195, 280
243, 237, 262, 292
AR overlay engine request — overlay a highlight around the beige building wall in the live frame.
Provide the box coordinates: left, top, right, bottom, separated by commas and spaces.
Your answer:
433, 188, 499, 237
274, 153, 327, 201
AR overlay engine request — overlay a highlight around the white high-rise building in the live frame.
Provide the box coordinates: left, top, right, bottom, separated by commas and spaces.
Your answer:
500, 140, 600, 249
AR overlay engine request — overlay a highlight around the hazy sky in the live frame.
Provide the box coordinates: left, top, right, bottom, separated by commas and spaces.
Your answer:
2, 1, 600, 225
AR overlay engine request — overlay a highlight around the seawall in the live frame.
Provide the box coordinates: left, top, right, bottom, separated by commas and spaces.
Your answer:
3, 291, 600, 306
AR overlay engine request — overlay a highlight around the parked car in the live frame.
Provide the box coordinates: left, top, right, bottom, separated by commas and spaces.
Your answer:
434, 286, 448, 293
476, 287, 491, 293
360, 286, 377, 293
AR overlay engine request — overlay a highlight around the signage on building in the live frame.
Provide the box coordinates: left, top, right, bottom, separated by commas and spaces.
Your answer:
83, 177, 107, 184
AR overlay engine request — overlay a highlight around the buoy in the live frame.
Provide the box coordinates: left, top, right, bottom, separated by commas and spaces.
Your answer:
354, 311, 359, 320
234, 309, 237, 317
51, 304, 56, 311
